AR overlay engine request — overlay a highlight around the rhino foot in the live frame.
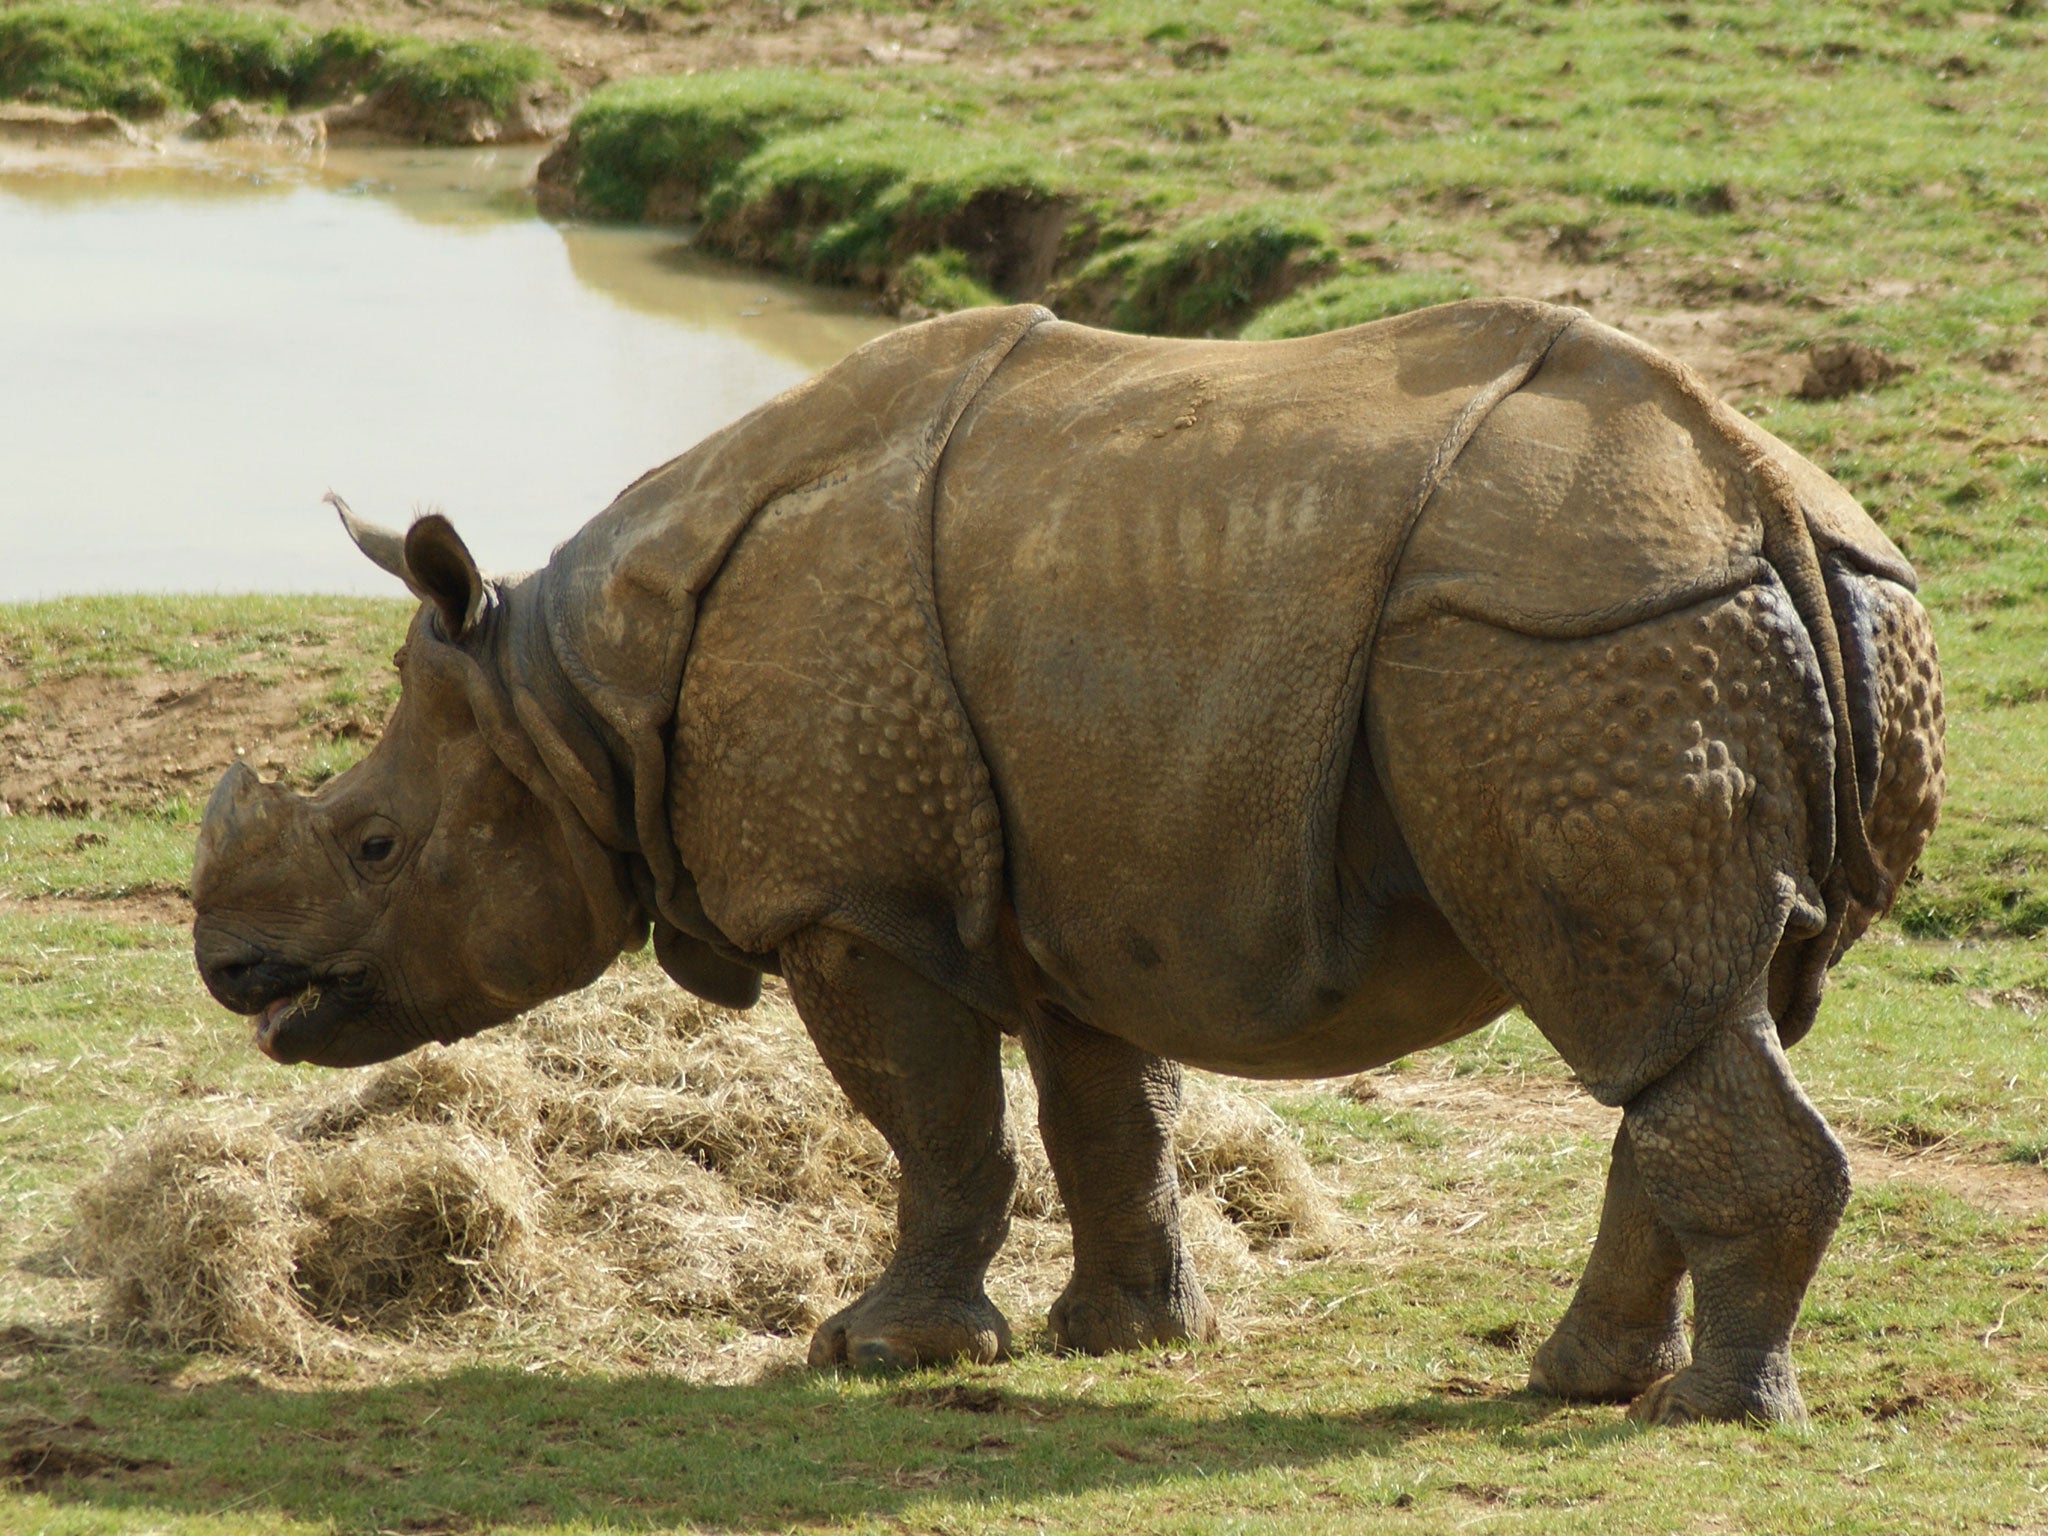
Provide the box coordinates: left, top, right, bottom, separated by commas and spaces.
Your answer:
1528, 1316, 1690, 1403
1048, 1275, 1218, 1355
1626, 1356, 1808, 1428
808, 1286, 1011, 1372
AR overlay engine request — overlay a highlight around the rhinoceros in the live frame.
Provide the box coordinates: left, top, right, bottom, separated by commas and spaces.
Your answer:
192, 299, 1943, 1424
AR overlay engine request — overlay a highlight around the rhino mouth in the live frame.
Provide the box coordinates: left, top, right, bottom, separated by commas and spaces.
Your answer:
246, 965, 377, 1064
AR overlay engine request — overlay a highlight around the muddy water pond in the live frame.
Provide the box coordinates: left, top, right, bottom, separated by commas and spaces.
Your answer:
0, 144, 892, 599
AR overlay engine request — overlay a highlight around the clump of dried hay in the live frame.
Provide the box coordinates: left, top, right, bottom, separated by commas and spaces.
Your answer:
74, 1116, 312, 1357
73, 970, 1345, 1369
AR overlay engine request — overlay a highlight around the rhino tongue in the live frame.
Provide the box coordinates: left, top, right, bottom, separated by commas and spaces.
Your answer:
253, 985, 318, 1060
253, 997, 290, 1059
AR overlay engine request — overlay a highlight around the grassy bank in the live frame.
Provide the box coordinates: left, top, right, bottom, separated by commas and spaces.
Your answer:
545, 2, 2048, 337
0, 2, 555, 126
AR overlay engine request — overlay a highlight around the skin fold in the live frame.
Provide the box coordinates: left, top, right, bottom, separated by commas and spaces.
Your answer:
192, 300, 1944, 1425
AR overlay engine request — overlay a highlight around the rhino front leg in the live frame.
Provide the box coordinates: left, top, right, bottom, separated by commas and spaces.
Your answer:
1529, 1127, 1691, 1402
782, 927, 1016, 1370
1621, 1012, 1849, 1427
1020, 1005, 1218, 1353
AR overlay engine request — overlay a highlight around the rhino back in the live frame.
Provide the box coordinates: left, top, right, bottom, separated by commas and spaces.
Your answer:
934, 301, 1569, 1049
1383, 314, 1915, 639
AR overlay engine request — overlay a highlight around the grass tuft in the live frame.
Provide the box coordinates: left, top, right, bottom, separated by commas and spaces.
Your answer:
0, 2, 315, 115
1064, 203, 1338, 336
364, 35, 552, 117
0, 2, 553, 119
559, 72, 1073, 301
889, 248, 1005, 312
554, 68, 863, 222
1241, 267, 1479, 339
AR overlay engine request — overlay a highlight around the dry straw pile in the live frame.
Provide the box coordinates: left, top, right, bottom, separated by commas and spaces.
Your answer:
74, 972, 1345, 1371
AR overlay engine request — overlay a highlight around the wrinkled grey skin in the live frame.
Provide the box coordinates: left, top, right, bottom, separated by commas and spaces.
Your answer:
193, 301, 1945, 1425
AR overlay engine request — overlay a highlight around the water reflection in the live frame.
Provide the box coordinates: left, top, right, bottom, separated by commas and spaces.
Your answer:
0, 145, 891, 598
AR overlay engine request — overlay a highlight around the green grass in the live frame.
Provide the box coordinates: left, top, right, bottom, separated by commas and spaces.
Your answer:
1242, 269, 1479, 340
1066, 202, 1338, 335
891, 247, 1006, 311
0, 594, 408, 686
0, 816, 194, 904
3, 602, 2046, 1534
547, 2, 2048, 336
365, 35, 552, 117
0, 3, 553, 121
2, 916, 2044, 1531
561, 69, 869, 222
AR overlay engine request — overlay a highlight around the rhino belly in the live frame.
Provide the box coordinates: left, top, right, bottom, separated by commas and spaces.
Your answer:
927, 314, 1558, 1070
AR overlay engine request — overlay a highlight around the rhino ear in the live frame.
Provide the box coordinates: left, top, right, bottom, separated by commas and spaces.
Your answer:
403, 514, 489, 641
327, 492, 410, 585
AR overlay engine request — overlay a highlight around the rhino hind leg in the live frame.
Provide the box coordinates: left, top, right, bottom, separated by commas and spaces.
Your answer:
1621, 1013, 1849, 1426
1372, 581, 1850, 1423
1020, 1004, 1217, 1354
782, 926, 1016, 1370
1528, 1128, 1690, 1402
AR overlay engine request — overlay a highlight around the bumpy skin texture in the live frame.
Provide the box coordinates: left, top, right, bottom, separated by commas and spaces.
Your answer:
1836, 575, 1947, 955
1370, 582, 1835, 1107
191, 301, 1945, 1422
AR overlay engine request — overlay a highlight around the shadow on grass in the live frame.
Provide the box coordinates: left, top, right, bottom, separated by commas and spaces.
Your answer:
2, 1328, 1631, 1531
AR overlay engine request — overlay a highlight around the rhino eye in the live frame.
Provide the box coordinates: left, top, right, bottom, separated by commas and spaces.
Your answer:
359, 834, 397, 863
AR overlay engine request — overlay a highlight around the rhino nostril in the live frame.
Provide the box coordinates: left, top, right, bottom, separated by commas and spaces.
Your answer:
194, 928, 271, 996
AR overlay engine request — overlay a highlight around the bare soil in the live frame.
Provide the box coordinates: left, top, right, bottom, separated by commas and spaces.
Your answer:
0, 656, 377, 819
190, 0, 1131, 97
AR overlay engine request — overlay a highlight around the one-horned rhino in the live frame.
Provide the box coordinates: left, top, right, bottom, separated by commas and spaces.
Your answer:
193, 300, 1943, 1425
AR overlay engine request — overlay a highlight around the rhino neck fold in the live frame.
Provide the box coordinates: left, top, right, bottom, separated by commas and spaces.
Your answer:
521, 305, 1052, 977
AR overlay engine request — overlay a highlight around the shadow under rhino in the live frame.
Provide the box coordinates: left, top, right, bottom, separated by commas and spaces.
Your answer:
190, 299, 1944, 1427
3, 1352, 1613, 1529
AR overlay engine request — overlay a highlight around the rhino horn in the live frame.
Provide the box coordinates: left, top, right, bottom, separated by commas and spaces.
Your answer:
193, 760, 298, 901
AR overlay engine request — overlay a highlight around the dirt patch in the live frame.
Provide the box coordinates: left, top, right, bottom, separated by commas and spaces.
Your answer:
147, 0, 1128, 100
0, 102, 150, 148
0, 88, 557, 160
0, 662, 374, 818
892, 1383, 1008, 1414
322, 80, 571, 146
1458, 241, 1814, 404
1796, 339, 1915, 400
1, 1412, 164, 1491
0, 889, 195, 926
1351, 1060, 2048, 1222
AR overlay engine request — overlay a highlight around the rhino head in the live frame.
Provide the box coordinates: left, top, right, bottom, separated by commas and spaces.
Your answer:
191, 502, 643, 1066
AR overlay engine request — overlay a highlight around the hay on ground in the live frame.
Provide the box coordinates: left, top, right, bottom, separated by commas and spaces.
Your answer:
71, 972, 1346, 1368
1178, 1085, 1345, 1255
72, 1117, 313, 1359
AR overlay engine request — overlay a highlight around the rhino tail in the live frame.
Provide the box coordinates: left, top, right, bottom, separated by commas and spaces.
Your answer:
1746, 450, 1892, 919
